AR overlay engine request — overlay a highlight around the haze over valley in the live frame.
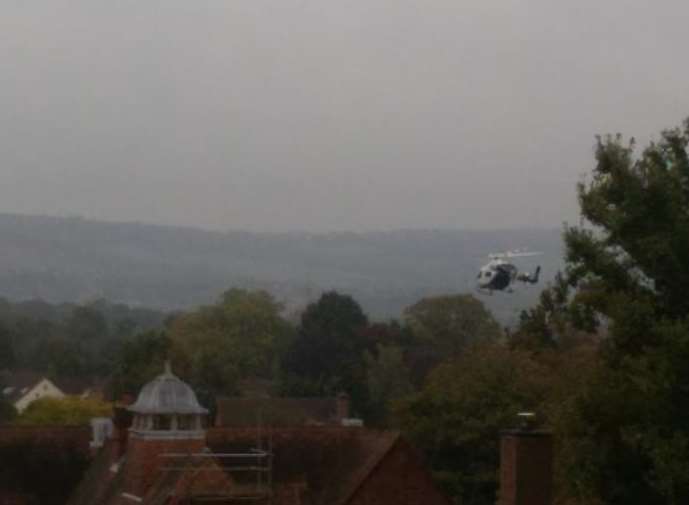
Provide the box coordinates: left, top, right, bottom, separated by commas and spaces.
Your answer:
0, 213, 561, 324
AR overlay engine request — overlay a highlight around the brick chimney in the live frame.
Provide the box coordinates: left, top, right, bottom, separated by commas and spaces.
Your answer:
498, 413, 553, 505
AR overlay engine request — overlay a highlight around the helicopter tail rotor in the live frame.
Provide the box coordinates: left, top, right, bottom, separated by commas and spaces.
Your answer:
532, 265, 541, 283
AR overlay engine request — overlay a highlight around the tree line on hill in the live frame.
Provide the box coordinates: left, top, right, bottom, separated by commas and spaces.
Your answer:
0, 298, 166, 380
0, 212, 562, 323
2, 118, 689, 505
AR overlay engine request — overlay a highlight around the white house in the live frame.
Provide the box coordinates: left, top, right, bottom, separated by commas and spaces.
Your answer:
1, 372, 66, 413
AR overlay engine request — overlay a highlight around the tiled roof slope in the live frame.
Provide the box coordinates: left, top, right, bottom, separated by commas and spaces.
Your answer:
206, 427, 403, 505
67, 441, 125, 505
143, 454, 234, 505
63, 426, 449, 505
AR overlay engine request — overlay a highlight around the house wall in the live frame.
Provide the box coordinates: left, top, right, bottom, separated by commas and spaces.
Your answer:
14, 379, 65, 413
348, 439, 451, 505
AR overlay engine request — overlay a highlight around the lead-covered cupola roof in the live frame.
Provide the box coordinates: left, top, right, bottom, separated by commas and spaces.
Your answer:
128, 362, 208, 415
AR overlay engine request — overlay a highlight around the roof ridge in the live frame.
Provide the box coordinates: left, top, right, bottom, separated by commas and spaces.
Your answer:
333, 431, 401, 505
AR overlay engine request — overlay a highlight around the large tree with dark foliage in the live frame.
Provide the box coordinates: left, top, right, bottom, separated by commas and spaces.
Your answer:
396, 341, 551, 505
283, 291, 370, 407
520, 119, 689, 505
403, 294, 502, 381
110, 330, 171, 400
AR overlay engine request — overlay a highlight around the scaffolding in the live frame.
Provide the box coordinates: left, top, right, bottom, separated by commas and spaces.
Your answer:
158, 439, 273, 504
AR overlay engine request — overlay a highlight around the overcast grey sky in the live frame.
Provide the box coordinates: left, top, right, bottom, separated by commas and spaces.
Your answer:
2, 1, 688, 232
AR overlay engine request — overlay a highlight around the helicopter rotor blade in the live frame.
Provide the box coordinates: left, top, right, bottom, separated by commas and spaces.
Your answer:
505, 250, 543, 258
488, 250, 543, 259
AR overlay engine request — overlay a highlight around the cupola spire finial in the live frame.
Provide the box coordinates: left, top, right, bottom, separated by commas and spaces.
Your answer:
164, 359, 172, 376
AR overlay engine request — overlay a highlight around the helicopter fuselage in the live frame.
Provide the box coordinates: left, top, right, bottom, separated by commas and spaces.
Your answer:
477, 259, 516, 291
476, 250, 542, 294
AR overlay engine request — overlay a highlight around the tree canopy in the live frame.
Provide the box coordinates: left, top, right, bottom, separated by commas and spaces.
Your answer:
515, 118, 689, 505
402, 294, 502, 379
15, 396, 111, 426
392, 118, 689, 505
169, 289, 294, 398
565, 121, 689, 348
404, 294, 501, 354
282, 291, 370, 403
396, 342, 549, 504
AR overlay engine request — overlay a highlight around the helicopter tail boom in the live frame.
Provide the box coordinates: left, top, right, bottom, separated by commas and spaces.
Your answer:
516, 265, 541, 284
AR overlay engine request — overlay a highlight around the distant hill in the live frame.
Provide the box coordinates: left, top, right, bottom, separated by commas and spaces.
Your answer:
0, 214, 564, 325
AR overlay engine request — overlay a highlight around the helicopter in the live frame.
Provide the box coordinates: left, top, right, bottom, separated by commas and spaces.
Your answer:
476, 250, 542, 294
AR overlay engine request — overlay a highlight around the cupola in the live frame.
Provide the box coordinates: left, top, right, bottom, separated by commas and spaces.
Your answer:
128, 361, 207, 439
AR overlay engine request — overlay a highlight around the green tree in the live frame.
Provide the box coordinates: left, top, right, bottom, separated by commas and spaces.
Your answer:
364, 344, 414, 426
33, 337, 88, 378
169, 289, 294, 397
395, 342, 549, 505
15, 396, 111, 425
110, 329, 171, 400
547, 118, 689, 505
510, 271, 597, 352
283, 291, 369, 404
403, 294, 502, 379
67, 306, 109, 342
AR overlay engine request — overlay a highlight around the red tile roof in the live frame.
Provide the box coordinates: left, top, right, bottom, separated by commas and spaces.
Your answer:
65, 426, 447, 505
